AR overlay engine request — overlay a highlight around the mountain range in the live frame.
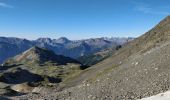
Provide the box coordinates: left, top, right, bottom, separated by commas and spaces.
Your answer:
0, 37, 133, 64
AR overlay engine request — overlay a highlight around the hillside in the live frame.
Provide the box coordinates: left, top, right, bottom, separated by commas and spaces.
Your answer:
13, 16, 170, 100
0, 46, 85, 96
77, 46, 120, 66
5, 46, 80, 65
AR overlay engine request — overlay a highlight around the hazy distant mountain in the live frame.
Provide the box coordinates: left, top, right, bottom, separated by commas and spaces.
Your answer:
0, 37, 34, 64
0, 37, 133, 64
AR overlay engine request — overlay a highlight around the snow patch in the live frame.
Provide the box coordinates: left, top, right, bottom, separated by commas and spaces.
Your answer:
140, 91, 170, 100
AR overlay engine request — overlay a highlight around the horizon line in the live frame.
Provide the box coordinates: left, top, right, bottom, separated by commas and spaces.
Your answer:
0, 36, 136, 41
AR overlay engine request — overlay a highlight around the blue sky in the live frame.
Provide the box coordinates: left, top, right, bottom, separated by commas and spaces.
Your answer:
0, 0, 170, 40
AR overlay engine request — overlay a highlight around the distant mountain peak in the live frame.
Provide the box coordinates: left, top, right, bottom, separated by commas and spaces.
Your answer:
58, 37, 68, 40
36, 38, 52, 43
55, 37, 71, 44
5, 46, 80, 65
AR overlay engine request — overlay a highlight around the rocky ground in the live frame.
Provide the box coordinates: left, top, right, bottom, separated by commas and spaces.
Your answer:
10, 40, 170, 100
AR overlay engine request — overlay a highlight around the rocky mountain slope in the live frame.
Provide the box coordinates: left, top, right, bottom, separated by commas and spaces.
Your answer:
0, 37, 133, 64
77, 46, 121, 66
12, 16, 170, 100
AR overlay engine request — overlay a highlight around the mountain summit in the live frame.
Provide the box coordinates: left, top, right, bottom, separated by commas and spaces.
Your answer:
5, 46, 80, 65
56, 37, 71, 44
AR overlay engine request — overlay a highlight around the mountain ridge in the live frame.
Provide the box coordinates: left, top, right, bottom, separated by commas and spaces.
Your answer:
4, 46, 80, 65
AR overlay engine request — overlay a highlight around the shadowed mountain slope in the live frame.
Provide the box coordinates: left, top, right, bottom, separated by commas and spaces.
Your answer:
77, 47, 118, 66
0, 68, 44, 84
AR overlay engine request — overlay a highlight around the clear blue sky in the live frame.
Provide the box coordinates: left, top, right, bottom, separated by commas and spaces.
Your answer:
0, 0, 170, 40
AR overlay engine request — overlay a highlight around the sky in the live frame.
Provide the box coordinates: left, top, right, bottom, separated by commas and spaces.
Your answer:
0, 0, 170, 40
